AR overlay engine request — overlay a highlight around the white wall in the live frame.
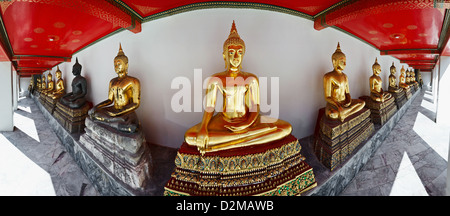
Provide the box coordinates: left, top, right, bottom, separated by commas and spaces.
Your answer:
53, 8, 407, 148
0, 61, 13, 131
421, 72, 431, 87
437, 56, 450, 128
19, 77, 31, 93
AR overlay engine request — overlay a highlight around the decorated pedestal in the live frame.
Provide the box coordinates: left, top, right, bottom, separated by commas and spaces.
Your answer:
388, 88, 407, 109
404, 87, 412, 100
53, 101, 91, 134
314, 107, 374, 171
79, 117, 153, 192
359, 96, 397, 125
408, 84, 416, 95
164, 134, 317, 196
42, 95, 62, 114
413, 82, 420, 91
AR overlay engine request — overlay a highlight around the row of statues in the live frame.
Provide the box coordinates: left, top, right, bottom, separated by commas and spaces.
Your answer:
31, 21, 422, 196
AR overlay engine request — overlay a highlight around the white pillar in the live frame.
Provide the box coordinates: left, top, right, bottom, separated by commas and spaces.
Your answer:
437, 57, 450, 128
12, 68, 17, 110
0, 61, 13, 131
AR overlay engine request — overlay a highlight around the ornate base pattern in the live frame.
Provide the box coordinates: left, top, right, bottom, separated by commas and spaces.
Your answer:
164, 134, 317, 196
360, 96, 397, 125
314, 108, 375, 171
79, 117, 153, 191
53, 101, 91, 133
388, 88, 407, 109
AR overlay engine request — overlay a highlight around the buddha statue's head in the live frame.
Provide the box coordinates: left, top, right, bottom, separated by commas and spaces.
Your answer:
47, 73, 52, 82
372, 58, 381, 76
55, 66, 62, 79
114, 43, 129, 78
72, 57, 82, 76
390, 62, 396, 75
223, 21, 245, 71
332, 42, 346, 72
400, 65, 405, 76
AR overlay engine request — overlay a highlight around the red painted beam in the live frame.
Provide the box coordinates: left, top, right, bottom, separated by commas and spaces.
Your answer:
12, 55, 71, 62
380, 49, 439, 55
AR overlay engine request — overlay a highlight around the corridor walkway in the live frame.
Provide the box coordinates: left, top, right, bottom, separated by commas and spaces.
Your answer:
341, 87, 449, 196
0, 86, 447, 196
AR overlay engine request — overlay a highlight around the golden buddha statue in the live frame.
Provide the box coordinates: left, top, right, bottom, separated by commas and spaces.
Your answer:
48, 66, 65, 99
399, 66, 409, 89
43, 73, 54, 95
369, 58, 392, 103
88, 44, 141, 133
406, 69, 411, 84
41, 76, 46, 92
388, 62, 402, 93
410, 69, 417, 83
184, 21, 292, 154
323, 43, 365, 122
36, 77, 41, 91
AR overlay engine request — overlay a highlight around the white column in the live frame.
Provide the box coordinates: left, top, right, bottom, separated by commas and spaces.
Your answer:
437, 57, 450, 128
0, 61, 13, 131
12, 68, 17, 110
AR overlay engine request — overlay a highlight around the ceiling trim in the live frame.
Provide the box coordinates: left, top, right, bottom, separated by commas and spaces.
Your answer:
438, 9, 450, 52
0, 12, 13, 60
313, 0, 444, 31
12, 55, 71, 62
380, 49, 440, 55
141, 1, 313, 23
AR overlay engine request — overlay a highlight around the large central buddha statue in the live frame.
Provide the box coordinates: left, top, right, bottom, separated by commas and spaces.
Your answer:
184, 21, 292, 154
369, 58, 392, 102
323, 43, 365, 122
88, 44, 141, 133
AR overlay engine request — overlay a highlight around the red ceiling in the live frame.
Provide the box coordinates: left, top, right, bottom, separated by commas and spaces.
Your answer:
0, 0, 449, 76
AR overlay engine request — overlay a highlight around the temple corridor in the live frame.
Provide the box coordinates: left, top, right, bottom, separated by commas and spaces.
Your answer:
0, 85, 447, 196
341, 86, 449, 196
0, 94, 99, 196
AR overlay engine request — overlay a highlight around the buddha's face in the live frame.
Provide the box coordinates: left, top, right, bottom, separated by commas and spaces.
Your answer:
390, 67, 396, 75
332, 54, 346, 72
114, 58, 128, 78
72, 66, 81, 76
372, 64, 381, 76
224, 45, 244, 71
56, 71, 61, 79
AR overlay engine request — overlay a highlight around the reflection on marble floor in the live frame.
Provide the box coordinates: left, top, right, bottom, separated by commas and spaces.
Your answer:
0, 96, 99, 196
341, 87, 449, 196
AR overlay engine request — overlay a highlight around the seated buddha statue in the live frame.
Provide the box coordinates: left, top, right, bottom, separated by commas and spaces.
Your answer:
184, 21, 292, 154
41, 76, 47, 92
60, 58, 87, 109
410, 70, 417, 83
399, 66, 409, 89
88, 44, 141, 133
323, 43, 365, 122
406, 69, 411, 84
369, 58, 392, 103
36, 77, 41, 92
43, 73, 54, 96
388, 62, 402, 93
48, 66, 65, 100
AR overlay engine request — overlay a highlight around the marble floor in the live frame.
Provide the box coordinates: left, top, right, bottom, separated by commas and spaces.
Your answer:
341, 86, 450, 196
0, 95, 99, 196
0, 86, 448, 196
